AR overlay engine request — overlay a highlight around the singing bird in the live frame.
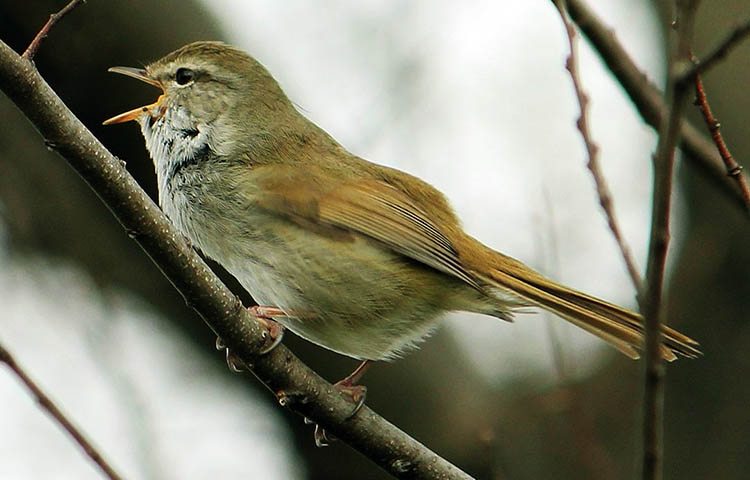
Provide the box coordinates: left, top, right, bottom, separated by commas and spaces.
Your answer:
105, 41, 699, 417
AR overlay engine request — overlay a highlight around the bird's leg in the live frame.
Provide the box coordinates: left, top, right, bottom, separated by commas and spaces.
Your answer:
335, 359, 371, 415
215, 305, 286, 372
313, 360, 372, 447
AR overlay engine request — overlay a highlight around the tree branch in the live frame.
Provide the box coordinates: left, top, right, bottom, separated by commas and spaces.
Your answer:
641, 2, 699, 479
691, 60, 750, 213
0, 39, 472, 480
566, 0, 749, 214
552, 0, 643, 292
0, 341, 124, 480
681, 18, 750, 81
22, 0, 86, 60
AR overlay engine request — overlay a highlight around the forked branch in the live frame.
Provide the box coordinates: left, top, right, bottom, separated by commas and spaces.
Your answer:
566, 0, 749, 214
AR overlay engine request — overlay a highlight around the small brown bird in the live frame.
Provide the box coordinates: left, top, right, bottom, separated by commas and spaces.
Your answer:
104, 41, 699, 408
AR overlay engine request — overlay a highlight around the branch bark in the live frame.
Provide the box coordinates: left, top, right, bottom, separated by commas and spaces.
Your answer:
0, 39, 473, 480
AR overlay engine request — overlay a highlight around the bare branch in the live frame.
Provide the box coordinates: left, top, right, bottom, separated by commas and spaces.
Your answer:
641, 2, 700, 479
691, 59, 750, 214
681, 19, 750, 81
22, 0, 86, 60
551, 0, 643, 292
0, 341, 124, 480
566, 0, 749, 214
0, 39, 472, 480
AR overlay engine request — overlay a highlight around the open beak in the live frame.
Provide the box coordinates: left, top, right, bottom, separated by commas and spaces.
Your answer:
103, 67, 166, 125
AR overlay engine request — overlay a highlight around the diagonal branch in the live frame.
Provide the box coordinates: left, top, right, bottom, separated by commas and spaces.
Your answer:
691, 62, 750, 213
552, 0, 643, 292
0, 341, 124, 480
566, 0, 749, 215
22, 0, 86, 60
681, 19, 750, 81
0, 40, 472, 480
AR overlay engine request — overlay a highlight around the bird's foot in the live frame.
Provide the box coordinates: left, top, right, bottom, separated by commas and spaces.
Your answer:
248, 305, 286, 355
312, 360, 372, 447
334, 382, 368, 419
215, 305, 286, 373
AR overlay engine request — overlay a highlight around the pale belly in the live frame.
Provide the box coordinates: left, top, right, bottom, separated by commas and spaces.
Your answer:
162, 182, 462, 360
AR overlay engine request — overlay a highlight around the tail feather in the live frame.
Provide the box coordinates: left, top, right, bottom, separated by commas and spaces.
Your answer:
478, 260, 701, 361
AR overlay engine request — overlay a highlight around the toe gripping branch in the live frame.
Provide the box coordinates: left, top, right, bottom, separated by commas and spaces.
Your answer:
215, 305, 286, 372
248, 305, 286, 355
216, 305, 372, 448
312, 360, 372, 447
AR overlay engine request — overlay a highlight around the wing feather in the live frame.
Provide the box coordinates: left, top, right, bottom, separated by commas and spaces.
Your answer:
252, 166, 478, 289
317, 180, 479, 289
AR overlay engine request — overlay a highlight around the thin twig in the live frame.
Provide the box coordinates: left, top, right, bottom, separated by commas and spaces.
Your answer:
641, 2, 699, 479
691, 59, 750, 213
680, 19, 750, 81
0, 342, 124, 480
552, 0, 643, 292
565, 0, 749, 214
22, 0, 86, 60
0, 39, 472, 480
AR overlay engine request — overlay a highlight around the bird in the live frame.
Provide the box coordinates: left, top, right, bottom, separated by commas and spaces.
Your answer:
104, 40, 699, 421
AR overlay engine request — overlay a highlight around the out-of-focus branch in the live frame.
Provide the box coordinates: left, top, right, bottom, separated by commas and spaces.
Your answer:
0, 39, 472, 480
566, 0, 749, 214
552, 0, 643, 292
22, 0, 86, 60
0, 341, 124, 480
641, 2, 699, 479
681, 19, 750, 81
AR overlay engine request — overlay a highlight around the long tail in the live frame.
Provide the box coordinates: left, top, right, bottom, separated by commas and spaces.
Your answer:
474, 251, 700, 361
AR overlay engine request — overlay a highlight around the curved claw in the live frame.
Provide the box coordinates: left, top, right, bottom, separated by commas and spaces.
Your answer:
307, 361, 372, 447
259, 319, 284, 354
314, 424, 333, 447
335, 384, 367, 419
247, 306, 286, 355
215, 336, 249, 372
214, 304, 285, 372
308, 384, 365, 447
225, 351, 247, 373
215, 336, 244, 373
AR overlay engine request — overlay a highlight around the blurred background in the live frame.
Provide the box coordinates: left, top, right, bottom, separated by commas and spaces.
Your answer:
1, 1, 748, 479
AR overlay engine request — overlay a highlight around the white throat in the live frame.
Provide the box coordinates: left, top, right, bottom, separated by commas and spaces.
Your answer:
139, 105, 214, 202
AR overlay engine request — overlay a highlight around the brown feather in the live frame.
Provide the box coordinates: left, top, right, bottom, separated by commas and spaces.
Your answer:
470, 243, 701, 361
250, 164, 700, 361
253, 167, 480, 288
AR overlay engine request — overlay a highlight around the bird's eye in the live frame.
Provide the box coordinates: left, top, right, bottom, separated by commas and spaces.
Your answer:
175, 68, 194, 85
